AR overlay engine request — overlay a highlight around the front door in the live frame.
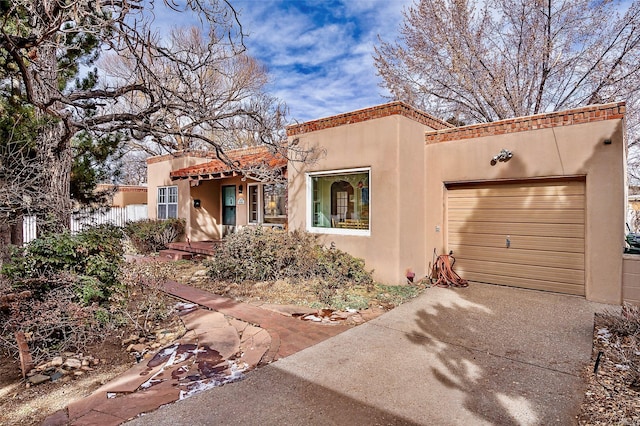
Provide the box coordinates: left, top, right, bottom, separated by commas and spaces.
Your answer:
222, 185, 236, 225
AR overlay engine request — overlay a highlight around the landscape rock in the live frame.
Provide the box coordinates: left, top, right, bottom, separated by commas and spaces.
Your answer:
27, 374, 50, 385
63, 358, 82, 369
51, 357, 63, 367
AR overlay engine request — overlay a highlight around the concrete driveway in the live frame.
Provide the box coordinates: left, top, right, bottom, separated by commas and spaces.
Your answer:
127, 283, 610, 425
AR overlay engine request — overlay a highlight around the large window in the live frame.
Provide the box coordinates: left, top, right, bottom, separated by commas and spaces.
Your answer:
308, 169, 370, 234
248, 182, 287, 226
158, 186, 178, 219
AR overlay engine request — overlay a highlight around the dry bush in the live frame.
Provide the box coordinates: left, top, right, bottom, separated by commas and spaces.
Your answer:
597, 304, 640, 388
206, 227, 374, 306
109, 262, 173, 336
0, 274, 102, 365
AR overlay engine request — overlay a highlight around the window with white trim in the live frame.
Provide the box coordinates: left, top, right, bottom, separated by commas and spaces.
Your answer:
248, 182, 287, 226
308, 168, 370, 234
158, 186, 178, 219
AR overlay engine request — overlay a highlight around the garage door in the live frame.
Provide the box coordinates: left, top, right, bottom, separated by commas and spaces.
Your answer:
447, 179, 585, 295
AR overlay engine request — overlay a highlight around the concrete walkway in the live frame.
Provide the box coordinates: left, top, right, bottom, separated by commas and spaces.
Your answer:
127, 283, 609, 426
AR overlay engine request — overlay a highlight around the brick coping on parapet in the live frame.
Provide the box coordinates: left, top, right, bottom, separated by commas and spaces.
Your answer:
286, 101, 454, 137
425, 102, 626, 144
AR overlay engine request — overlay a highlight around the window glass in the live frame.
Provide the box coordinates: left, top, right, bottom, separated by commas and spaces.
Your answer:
157, 186, 177, 220
311, 171, 369, 230
248, 185, 259, 223
263, 182, 286, 224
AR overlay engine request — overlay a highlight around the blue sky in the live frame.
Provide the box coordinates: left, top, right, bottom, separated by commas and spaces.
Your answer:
226, 0, 412, 123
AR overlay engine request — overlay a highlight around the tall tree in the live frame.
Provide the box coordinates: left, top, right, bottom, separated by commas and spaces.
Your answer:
0, 0, 287, 233
375, 0, 640, 124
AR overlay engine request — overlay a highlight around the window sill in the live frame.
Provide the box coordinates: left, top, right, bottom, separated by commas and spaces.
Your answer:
308, 226, 370, 237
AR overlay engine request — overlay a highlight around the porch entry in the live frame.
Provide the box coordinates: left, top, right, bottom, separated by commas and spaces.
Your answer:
222, 185, 236, 225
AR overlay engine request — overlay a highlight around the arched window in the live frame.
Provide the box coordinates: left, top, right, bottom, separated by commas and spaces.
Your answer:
331, 181, 354, 221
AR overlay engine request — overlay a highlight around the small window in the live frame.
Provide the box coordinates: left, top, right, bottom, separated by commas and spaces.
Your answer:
248, 184, 259, 223
308, 169, 370, 234
158, 186, 178, 219
263, 183, 287, 225
247, 182, 286, 226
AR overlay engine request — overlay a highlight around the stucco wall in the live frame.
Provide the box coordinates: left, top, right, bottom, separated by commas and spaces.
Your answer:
623, 254, 640, 305
112, 188, 147, 207
147, 155, 210, 241
288, 114, 433, 285
425, 117, 626, 304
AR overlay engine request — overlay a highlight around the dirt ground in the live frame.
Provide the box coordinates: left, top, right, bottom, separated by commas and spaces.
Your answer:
0, 334, 136, 426
578, 314, 640, 425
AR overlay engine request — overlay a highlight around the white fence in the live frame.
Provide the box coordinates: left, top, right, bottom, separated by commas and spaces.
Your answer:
23, 204, 148, 244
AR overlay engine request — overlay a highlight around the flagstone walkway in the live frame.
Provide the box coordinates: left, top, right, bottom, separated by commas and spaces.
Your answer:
42, 278, 354, 426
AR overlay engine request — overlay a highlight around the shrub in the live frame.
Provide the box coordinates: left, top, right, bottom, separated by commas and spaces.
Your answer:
206, 227, 373, 304
124, 219, 185, 254
1, 224, 124, 302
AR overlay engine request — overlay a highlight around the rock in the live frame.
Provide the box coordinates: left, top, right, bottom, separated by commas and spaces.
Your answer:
81, 359, 90, 366
330, 311, 351, 320
35, 361, 51, 371
50, 371, 63, 382
73, 371, 84, 377
63, 358, 82, 369
51, 356, 63, 367
138, 337, 146, 343
27, 374, 50, 385
122, 334, 140, 345
127, 343, 146, 353
80, 366, 94, 372
303, 314, 322, 322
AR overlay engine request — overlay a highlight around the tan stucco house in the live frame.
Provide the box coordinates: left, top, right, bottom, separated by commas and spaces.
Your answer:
147, 146, 287, 241
287, 101, 634, 305
148, 101, 636, 305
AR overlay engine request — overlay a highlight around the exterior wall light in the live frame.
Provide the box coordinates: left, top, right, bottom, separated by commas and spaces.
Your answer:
238, 184, 243, 194
491, 149, 513, 165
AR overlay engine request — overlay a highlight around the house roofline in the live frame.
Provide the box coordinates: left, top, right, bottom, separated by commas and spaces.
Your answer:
286, 101, 453, 137
146, 145, 277, 165
425, 102, 626, 144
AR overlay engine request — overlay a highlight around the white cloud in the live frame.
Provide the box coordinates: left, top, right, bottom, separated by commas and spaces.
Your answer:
146, 0, 414, 122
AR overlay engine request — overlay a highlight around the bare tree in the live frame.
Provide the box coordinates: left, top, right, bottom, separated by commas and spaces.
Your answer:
375, 0, 640, 124
1, 0, 289, 233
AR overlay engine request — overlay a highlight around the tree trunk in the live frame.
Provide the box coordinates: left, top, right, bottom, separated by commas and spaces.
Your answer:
32, 44, 73, 233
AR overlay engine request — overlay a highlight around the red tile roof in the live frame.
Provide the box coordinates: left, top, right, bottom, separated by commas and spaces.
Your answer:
170, 146, 287, 180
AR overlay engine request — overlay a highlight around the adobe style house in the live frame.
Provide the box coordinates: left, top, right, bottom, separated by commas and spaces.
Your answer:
147, 146, 287, 241
148, 101, 636, 305
287, 101, 635, 305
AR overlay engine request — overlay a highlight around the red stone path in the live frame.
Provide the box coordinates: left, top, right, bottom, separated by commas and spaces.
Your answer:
159, 279, 350, 361
42, 275, 351, 426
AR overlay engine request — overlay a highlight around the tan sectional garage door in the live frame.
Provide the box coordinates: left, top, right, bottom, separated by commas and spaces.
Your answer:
447, 179, 585, 295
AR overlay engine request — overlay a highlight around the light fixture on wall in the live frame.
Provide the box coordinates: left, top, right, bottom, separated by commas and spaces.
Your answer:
491, 149, 513, 165
238, 184, 243, 194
